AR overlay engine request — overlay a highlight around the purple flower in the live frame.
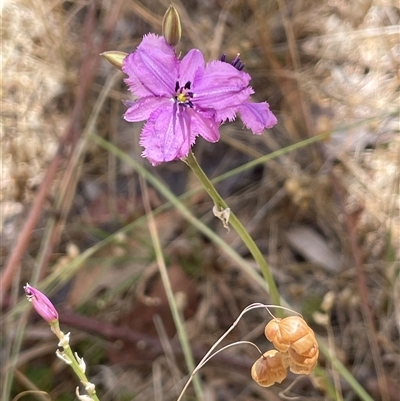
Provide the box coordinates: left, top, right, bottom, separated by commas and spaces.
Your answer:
122, 34, 277, 165
24, 283, 59, 324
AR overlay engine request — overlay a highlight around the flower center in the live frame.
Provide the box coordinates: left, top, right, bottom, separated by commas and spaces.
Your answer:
174, 81, 194, 107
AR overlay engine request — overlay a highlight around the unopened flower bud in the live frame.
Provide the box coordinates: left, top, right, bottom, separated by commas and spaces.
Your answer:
24, 283, 58, 324
162, 5, 181, 47
101, 51, 128, 70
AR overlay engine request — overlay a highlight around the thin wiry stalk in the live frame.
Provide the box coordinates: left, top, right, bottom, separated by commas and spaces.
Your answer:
139, 174, 204, 400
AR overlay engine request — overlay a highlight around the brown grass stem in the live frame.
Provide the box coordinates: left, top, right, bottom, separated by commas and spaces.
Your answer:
139, 174, 204, 400
331, 173, 389, 401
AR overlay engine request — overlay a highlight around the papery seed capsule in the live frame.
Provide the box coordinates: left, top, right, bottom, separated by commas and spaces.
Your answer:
286, 347, 319, 375
291, 330, 319, 357
264, 318, 289, 352
264, 316, 314, 353
251, 350, 288, 387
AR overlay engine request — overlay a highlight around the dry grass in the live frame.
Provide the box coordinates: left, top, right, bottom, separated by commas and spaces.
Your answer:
1, 0, 399, 400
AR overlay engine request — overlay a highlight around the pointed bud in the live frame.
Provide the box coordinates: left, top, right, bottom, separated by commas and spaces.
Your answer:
101, 51, 128, 70
24, 283, 59, 324
162, 5, 181, 47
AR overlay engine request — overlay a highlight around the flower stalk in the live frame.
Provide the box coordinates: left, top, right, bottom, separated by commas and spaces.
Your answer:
183, 152, 281, 308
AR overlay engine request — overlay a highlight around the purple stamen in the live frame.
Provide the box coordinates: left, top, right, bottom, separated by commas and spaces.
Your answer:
220, 53, 245, 71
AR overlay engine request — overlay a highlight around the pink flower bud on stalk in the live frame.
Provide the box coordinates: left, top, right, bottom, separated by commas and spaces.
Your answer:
24, 284, 100, 401
24, 283, 59, 324
162, 5, 181, 46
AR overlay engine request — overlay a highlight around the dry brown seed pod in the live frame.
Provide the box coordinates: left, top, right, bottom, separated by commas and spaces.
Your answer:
264, 316, 315, 354
285, 347, 319, 375
290, 328, 318, 356
251, 349, 288, 387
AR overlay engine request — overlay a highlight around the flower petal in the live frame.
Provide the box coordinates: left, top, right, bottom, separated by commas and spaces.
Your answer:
237, 102, 277, 134
123, 34, 177, 97
178, 49, 205, 86
187, 108, 220, 143
193, 61, 253, 113
124, 97, 172, 122
140, 105, 194, 165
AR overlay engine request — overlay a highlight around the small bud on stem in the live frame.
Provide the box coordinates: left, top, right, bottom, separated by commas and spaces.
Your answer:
101, 51, 128, 70
24, 283, 59, 324
162, 5, 181, 46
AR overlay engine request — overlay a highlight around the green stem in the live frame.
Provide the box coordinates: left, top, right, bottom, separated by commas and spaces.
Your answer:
65, 347, 99, 395
319, 341, 375, 401
52, 323, 100, 401
185, 151, 281, 308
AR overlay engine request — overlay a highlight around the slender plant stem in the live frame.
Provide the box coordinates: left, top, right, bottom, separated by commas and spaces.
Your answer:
64, 347, 101, 401
319, 342, 374, 401
184, 150, 281, 308
51, 322, 100, 401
